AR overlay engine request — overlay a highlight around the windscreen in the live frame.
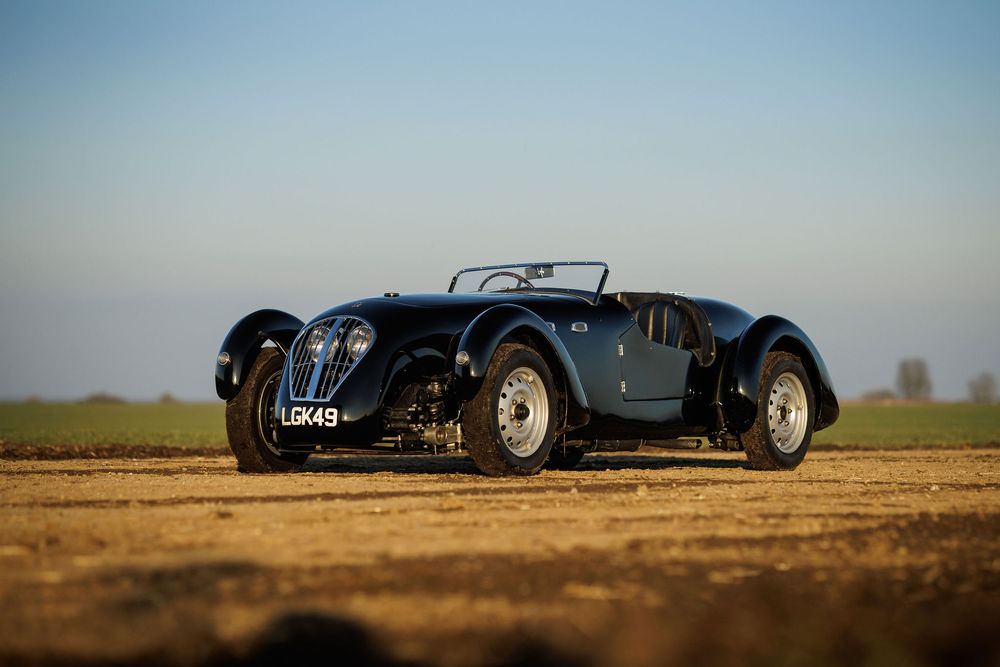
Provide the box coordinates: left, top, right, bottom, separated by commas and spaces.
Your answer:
449, 262, 608, 302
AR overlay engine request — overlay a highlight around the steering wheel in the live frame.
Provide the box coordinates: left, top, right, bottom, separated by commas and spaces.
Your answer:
477, 271, 535, 292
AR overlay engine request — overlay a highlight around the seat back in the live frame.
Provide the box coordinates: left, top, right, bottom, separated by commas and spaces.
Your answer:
634, 301, 687, 348
610, 291, 716, 366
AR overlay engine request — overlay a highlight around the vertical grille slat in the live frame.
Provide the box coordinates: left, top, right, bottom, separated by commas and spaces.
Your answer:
290, 324, 314, 397
289, 317, 317, 398
287, 316, 374, 401
324, 325, 354, 397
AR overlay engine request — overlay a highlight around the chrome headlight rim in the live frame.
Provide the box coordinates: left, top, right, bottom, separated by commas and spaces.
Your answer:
345, 324, 374, 361
305, 325, 333, 363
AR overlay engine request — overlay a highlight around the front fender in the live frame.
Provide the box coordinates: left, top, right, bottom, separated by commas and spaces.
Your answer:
720, 315, 839, 434
215, 309, 304, 400
454, 304, 590, 430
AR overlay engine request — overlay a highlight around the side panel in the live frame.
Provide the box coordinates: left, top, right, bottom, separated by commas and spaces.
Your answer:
720, 315, 840, 434
536, 298, 708, 440
618, 325, 692, 400
215, 309, 304, 400
574, 399, 689, 440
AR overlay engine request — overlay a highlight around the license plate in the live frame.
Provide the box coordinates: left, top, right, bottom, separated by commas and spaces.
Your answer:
279, 407, 338, 427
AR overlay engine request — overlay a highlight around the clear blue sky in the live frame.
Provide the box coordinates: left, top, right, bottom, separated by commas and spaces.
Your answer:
1, 1, 998, 401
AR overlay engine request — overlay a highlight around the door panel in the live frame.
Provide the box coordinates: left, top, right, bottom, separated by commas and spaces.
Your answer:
619, 325, 691, 400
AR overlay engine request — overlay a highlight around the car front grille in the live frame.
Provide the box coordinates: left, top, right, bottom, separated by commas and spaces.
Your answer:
287, 316, 374, 401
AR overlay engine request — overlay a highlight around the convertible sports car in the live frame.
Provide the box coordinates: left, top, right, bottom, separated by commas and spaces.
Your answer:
215, 261, 838, 476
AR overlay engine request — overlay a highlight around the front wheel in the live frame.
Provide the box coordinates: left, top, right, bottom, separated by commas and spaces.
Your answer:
462, 344, 558, 476
226, 347, 309, 473
740, 351, 815, 470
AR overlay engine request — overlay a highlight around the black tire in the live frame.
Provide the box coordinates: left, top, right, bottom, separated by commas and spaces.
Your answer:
545, 445, 585, 470
463, 344, 558, 476
740, 351, 815, 470
226, 347, 309, 473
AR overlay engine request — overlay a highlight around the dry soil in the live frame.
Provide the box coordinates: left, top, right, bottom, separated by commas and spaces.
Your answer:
1, 448, 998, 666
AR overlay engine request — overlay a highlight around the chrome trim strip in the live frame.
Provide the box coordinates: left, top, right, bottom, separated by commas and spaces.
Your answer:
306, 316, 343, 399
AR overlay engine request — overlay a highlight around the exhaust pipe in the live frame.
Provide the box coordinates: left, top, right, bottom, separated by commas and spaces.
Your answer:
642, 438, 703, 450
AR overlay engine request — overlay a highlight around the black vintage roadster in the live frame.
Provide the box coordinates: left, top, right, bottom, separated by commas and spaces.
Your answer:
215, 262, 838, 476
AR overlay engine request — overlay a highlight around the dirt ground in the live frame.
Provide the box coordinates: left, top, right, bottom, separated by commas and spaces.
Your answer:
1, 448, 998, 667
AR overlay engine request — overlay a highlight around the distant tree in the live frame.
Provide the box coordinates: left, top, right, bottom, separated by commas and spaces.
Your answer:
968, 373, 997, 405
896, 358, 932, 401
23, 395, 44, 405
79, 392, 127, 404
860, 388, 896, 403
158, 392, 180, 405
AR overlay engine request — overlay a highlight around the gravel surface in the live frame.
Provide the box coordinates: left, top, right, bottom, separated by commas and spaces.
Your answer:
1, 448, 998, 666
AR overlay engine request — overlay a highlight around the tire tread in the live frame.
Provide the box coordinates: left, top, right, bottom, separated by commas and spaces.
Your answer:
741, 351, 814, 471
226, 347, 308, 473
463, 344, 556, 477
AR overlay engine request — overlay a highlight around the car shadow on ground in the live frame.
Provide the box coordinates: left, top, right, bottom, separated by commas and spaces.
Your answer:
576, 453, 748, 471
301, 451, 749, 475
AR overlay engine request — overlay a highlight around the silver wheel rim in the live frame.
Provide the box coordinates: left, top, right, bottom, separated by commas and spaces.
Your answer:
497, 366, 549, 458
768, 371, 808, 453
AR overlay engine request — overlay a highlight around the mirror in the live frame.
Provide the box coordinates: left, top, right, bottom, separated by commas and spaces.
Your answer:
525, 264, 554, 280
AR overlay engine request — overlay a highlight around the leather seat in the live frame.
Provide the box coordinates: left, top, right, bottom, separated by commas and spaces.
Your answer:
610, 291, 715, 366
634, 301, 688, 348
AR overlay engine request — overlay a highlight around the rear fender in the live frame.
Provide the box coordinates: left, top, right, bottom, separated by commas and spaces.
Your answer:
719, 315, 839, 433
454, 304, 590, 430
215, 309, 304, 400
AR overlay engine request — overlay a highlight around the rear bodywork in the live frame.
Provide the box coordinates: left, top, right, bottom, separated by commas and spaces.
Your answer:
216, 279, 839, 454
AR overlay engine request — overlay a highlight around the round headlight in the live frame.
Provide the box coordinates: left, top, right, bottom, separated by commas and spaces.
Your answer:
345, 325, 373, 360
305, 326, 330, 362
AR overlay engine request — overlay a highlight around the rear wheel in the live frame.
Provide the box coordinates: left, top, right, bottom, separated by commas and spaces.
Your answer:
463, 344, 557, 476
226, 347, 309, 473
740, 351, 814, 470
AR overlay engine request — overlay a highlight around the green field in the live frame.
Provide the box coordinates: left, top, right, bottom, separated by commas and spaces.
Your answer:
0, 402, 998, 450
812, 403, 1000, 446
0, 402, 227, 448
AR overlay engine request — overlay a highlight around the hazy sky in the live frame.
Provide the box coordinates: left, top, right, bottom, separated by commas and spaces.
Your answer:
1, 1, 998, 401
